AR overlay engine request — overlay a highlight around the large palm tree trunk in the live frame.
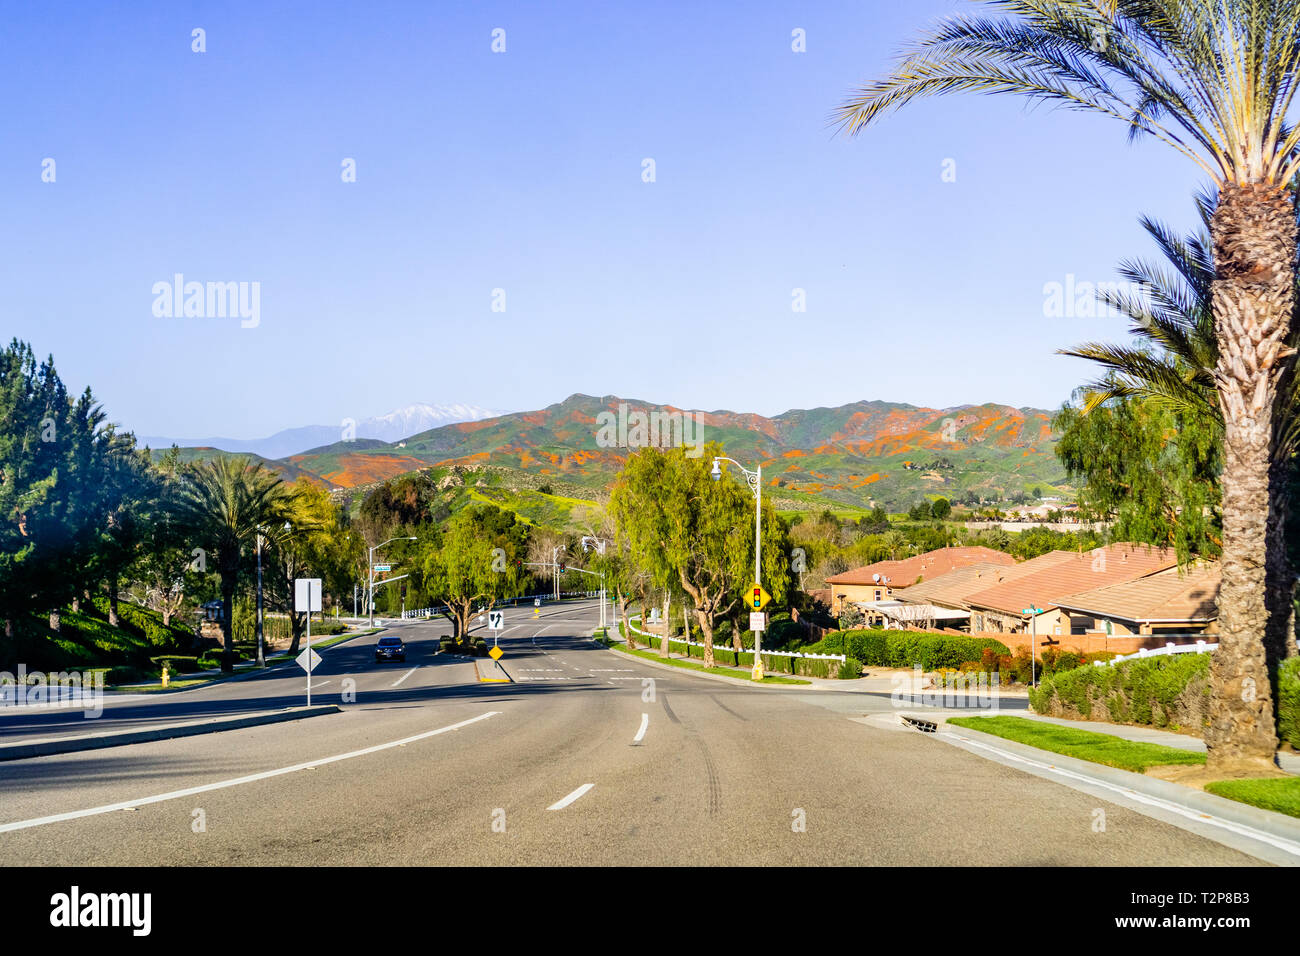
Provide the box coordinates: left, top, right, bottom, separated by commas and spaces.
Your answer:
1205, 183, 1294, 773
1265, 455, 1298, 668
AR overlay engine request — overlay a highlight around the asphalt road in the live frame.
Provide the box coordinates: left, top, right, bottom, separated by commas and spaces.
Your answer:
0, 600, 1275, 865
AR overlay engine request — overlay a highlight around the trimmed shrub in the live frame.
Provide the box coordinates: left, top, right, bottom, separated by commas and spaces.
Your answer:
804, 629, 1009, 671
104, 665, 150, 686
150, 655, 200, 674
1279, 657, 1300, 751
1030, 652, 1211, 731
837, 657, 862, 680
91, 597, 191, 646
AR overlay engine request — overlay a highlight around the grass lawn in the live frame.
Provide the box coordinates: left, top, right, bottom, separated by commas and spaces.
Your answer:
948, 715, 1206, 773
609, 641, 810, 686
1205, 777, 1300, 819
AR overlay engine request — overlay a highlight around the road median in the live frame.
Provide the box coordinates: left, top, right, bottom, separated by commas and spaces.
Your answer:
0, 705, 341, 762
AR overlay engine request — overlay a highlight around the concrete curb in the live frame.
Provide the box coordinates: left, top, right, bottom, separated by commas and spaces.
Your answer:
0, 705, 342, 762
928, 715, 1300, 861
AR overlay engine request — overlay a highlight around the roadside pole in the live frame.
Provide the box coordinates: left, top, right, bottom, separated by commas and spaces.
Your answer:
296, 578, 322, 706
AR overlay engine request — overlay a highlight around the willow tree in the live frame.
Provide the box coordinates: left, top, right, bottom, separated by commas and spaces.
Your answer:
837, 0, 1300, 773
422, 506, 525, 642
610, 444, 791, 668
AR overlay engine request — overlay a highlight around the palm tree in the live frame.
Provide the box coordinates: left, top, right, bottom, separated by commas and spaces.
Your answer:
881, 529, 909, 561
837, 0, 1300, 773
175, 457, 295, 672
1060, 197, 1300, 704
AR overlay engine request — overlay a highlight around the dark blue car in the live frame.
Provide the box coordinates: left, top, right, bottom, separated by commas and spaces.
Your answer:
375, 635, 406, 663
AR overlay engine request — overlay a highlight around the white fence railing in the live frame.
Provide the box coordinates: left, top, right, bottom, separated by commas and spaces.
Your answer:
401, 591, 601, 620
1095, 640, 1218, 667
625, 615, 845, 663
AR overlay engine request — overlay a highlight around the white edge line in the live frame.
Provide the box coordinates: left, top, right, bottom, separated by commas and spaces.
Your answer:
950, 732, 1300, 860
547, 783, 594, 811
0, 711, 502, 834
633, 713, 649, 743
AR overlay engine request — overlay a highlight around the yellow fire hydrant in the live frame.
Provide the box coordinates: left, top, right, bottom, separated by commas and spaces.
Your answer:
161, 661, 170, 689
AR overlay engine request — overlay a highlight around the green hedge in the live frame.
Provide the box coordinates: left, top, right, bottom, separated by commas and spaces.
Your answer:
92, 597, 191, 646
1029, 653, 1211, 730
804, 629, 1010, 670
150, 655, 201, 674
630, 631, 855, 678
1279, 657, 1300, 750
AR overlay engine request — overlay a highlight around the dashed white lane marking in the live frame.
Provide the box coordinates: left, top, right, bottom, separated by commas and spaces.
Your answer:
310, 680, 331, 690
608, 676, 667, 681
633, 713, 649, 743
548, 783, 595, 810
391, 667, 418, 688
0, 711, 502, 834
515, 676, 574, 681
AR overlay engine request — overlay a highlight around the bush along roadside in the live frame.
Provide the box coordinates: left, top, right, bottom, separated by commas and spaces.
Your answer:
624, 625, 857, 678
1278, 656, 1299, 751
802, 629, 1011, 672
1029, 653, 1211, 734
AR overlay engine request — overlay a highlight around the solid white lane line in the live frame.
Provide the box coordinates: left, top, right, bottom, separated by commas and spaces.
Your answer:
0, 711, 502, 834
950, 733, 1300, 860
547, 783, 595, 811
391, 667, 418, 687
633, 713, 649, 743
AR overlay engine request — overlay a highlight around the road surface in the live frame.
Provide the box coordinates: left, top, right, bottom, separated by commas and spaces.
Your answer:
0, 600, 1275, 865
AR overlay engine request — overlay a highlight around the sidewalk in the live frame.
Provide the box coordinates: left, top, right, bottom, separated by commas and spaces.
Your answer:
928, 710, 1300, 865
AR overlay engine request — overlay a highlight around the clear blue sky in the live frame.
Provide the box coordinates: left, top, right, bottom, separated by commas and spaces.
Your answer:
1, 0, 1206, 439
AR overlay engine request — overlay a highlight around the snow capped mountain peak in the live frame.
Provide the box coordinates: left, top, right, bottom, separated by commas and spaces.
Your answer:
358, 403, 504, 442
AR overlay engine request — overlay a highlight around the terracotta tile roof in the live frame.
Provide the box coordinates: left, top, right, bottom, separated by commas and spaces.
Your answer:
895, 551, 1084, 608
825, 546, 1016, 588
894, 556, 1062, 608
964, 544, 1179, 616
1054, 563, 1220, 623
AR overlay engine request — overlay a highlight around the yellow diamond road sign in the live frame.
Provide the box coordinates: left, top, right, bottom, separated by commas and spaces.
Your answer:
489, 645, 504, 661
750, 584, 771, 610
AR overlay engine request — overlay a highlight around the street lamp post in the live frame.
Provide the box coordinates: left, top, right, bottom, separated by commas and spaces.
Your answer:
581, 536, 612, 632
1023, 605, 1045, 685
369, 536, 417, 627
255, 528, 265, 667
711, 456, 764, 680
552, 545, 565, 601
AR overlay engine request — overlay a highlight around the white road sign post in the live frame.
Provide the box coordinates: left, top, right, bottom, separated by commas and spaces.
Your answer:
296, 578, 322, 705
488, 610, 504, 646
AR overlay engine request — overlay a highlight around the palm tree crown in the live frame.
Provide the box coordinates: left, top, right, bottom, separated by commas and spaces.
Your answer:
835, 0, 1300, 189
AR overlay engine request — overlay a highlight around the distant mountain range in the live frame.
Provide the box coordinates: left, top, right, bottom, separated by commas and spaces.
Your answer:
139, 403, 505, 460
145, 394, 1070, 512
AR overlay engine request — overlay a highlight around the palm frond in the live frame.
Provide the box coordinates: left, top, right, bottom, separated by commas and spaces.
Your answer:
836, 0, 1300, 186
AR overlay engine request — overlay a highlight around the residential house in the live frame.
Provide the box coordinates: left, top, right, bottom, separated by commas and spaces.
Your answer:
964, 543, 1180, 637
826, 546, 1017, 622
1052, 563, 1220, 639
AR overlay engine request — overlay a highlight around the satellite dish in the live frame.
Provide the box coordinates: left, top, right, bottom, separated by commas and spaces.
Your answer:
872, 573, 880, 583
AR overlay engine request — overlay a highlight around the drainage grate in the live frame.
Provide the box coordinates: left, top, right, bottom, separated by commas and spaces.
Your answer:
901, 714, 938, 734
